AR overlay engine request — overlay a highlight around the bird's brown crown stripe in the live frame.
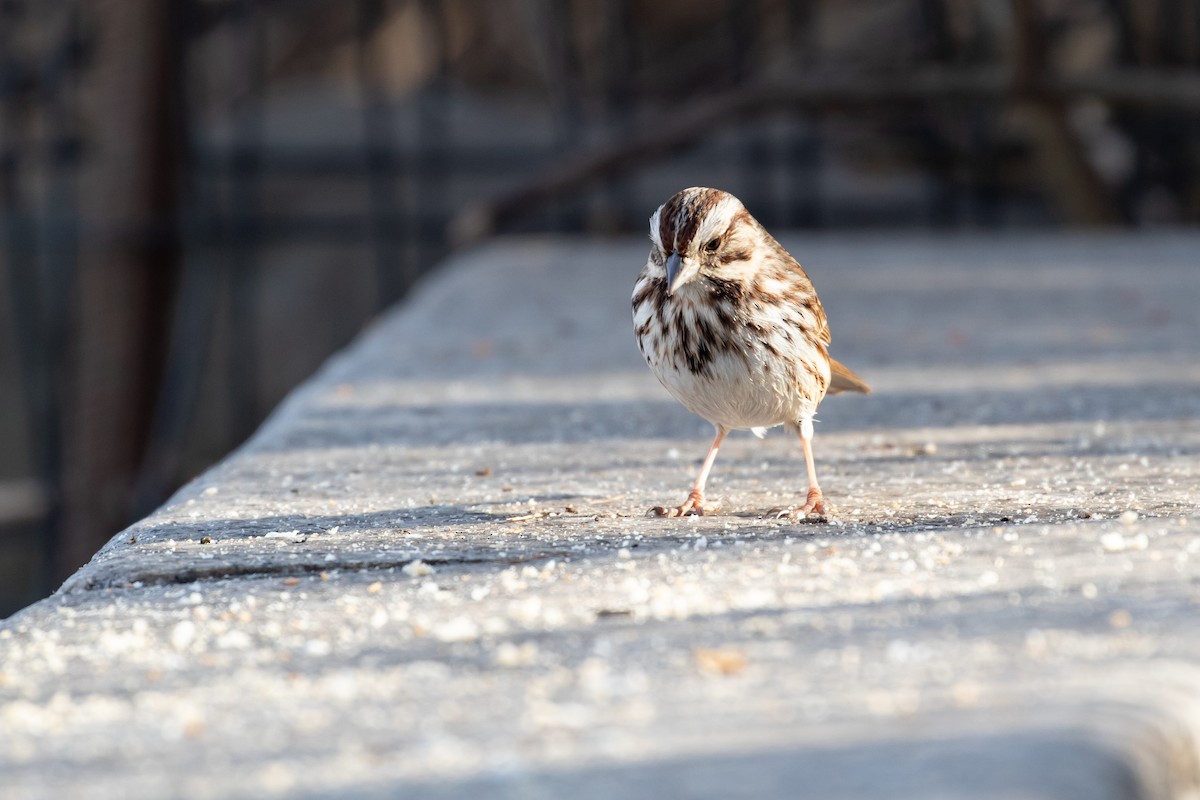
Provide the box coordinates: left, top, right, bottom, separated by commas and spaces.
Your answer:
660, 188, 725, 253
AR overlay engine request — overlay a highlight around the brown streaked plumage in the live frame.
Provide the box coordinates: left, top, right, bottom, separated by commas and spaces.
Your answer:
632, 187, 870, 519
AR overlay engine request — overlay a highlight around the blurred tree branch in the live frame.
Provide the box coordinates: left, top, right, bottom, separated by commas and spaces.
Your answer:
453, 49, 1200, 241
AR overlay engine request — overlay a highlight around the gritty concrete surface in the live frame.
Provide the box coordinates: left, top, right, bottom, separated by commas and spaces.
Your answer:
3, 232, 1200, 799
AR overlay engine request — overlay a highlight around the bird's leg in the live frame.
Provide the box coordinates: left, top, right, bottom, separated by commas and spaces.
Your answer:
796, 427, 826, 515
771, 419, 827, 521
652, 426, 726, 517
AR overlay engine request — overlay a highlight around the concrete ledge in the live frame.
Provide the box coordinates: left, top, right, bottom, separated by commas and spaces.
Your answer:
3, 233, 1200, 798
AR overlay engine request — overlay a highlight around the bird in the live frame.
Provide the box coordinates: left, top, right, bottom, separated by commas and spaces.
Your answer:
631, 187, 869, 519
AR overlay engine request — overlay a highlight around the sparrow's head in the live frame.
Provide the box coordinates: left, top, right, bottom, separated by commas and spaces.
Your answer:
648, 187, 759, 294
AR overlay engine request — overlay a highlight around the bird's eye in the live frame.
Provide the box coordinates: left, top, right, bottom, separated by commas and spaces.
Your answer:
703, 238, 720, 253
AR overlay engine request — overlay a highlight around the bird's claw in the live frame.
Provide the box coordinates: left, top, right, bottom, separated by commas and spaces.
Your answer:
768, 507, 828, 524
648, 492, 719, 518
768, 489, 828, 523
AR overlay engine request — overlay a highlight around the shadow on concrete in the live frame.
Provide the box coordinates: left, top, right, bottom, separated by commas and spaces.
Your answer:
359, 725, 1145, 800
62, 491, 1194, 592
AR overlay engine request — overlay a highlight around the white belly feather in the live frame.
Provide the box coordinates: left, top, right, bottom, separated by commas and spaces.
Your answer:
632, 274, 829, 431
650, 342, 826, 431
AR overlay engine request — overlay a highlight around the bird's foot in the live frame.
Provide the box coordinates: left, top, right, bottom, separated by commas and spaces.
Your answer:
649, 491, 720, 518
769, 488, 827, 523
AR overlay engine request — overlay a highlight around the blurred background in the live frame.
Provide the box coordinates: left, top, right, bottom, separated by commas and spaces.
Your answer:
2, 0, 1199, 616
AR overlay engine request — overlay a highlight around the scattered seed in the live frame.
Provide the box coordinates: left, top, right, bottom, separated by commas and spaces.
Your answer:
694, 647, 747, 676
507, 511, 548, 523
1108, 609, 1132, 629
596, 608, 632, 619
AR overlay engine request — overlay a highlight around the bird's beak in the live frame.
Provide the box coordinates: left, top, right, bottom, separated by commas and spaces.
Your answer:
665, 252, 697, 295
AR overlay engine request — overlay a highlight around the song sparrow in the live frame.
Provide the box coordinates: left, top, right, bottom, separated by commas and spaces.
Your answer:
632, 187, 869, 519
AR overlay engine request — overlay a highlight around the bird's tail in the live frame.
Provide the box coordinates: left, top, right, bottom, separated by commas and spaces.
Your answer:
828, 358, 871, 395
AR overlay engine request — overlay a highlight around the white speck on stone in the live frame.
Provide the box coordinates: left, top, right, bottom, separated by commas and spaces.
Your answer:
265, 530, 307, 543
216, 630, 252, 650
494, 641, 538, 667
1119, 510, 1139, 526
403, 560, 435, 577
1100, 532, 1127, 552
1081, 582, 1098, 599
617, 548, 632, 560
514, 596, 543, 624
978, 570, 999, 587
434, 616, 479, 642
304, 639, 331, 656
98, 630, 134, 656
499, 567, 524, 591
170, 621, 196, 651
694, 536, 708, 550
